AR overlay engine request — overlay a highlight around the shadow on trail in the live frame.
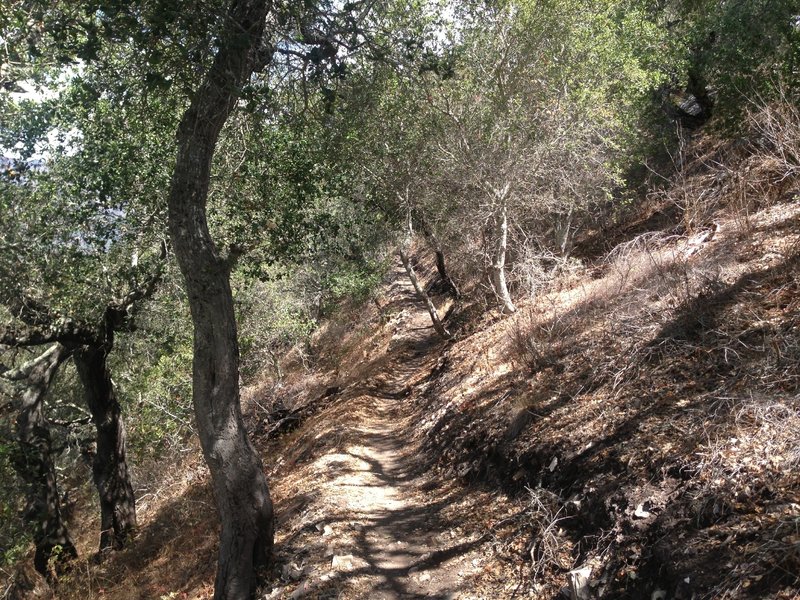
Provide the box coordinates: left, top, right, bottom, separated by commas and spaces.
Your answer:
275, 430, 489, 599
272, 267, 490, 598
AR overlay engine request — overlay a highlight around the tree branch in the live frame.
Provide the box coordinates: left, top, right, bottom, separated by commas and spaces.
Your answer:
1, 322, 98, 348
0, 344, 66, 381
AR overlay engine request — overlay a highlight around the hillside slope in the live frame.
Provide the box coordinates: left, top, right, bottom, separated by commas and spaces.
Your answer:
13, 197, 800, 600
241, 197, 800, 599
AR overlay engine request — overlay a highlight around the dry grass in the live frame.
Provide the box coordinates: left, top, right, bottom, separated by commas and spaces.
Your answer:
484, 106, 800, 597
521, 487, 573, 583
7, 99, 800, 600
658, 97, 800, 233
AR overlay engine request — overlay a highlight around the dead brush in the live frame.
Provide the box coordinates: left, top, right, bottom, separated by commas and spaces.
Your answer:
513, 243, 585, 300
645, 121, 734, 233
508, 300, 587, 376
704, 504, 800, 599
589, 227, 739, 401
607, 229, 725, 307
694, 394, 800, 487
521, 487, 573, 583
660, 94, 800, 233
604, 231, 681, 294
746, 92, 800, 191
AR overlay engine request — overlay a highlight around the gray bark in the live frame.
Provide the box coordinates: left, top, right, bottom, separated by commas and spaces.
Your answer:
7, 344, 77, 577
418, 219, 460, 299
491, 203, 516, 314
166, 0, 274, 597
399, 246, 452, 340
1, 248, 164, 561
73, 345, 137, 553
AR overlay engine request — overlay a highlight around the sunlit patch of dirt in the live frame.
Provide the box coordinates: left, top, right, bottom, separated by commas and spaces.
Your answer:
263, 269, 519, 599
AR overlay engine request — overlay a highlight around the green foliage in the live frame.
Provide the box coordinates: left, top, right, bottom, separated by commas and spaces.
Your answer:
0, 64, 178, 323
324, 262, 385, 305
657, 0, 800, 126
113, 280, 195, 458
124, 345, 193, 458
234, 254, 387, 379
0, 437, 30, 566
236, 273, 317, 378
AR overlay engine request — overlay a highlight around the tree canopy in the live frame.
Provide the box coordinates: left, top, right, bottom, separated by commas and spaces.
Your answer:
1, 0, 798, 596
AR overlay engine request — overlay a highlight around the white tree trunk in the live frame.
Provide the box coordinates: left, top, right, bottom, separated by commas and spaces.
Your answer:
491, 203, 516, 314
399, 246, 452, 340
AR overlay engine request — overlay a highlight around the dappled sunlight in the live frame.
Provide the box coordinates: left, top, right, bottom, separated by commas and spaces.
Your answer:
266, 265, 511, 599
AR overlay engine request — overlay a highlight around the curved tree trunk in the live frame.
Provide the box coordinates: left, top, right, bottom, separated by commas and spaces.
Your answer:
419, 219, 460, 299
9, 344, 77, 577
399, 246, 452, 340
73, 346, 136, 553
491, 203, 516, 314
166, 1, 274, 598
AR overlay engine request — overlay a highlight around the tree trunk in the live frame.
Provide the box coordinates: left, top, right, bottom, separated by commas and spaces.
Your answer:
419, 219, 460, 299
10, 344, 77, 577
166, 1, 274, 598
553, 207, 574, 258
399, 246, 452, 339
73, 346, 136, 554
491, 204, 516, 314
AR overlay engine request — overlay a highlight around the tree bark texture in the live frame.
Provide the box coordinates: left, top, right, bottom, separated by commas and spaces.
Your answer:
73, 346, 137, 553
399, 246, 452, 339
419, 219, 460, 299
10, 344, 77, 576
166, 1, 274, 598
491, 204, 516, 314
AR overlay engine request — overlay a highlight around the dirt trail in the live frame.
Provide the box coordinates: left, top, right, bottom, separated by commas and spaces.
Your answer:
269, 268, 498, 599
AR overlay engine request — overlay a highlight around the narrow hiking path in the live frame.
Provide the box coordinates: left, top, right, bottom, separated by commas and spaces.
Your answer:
265, 265, 508, 599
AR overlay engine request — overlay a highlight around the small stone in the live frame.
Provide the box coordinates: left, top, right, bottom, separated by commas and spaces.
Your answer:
322, 525, 334, 537
568, 566, 592, 600
331, 554, 354, 571
290, 581, 308, 599
418, 572, 431, 583
408, 567, 419, 574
